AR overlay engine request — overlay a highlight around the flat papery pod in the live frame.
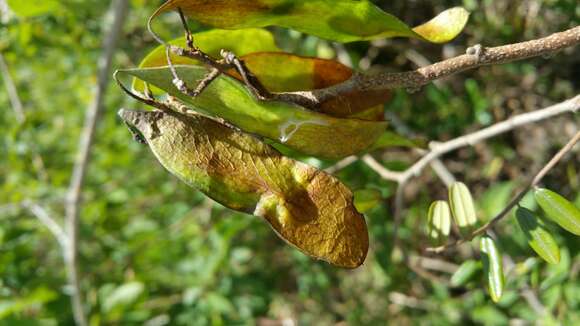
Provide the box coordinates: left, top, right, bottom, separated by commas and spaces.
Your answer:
133, 28, 280, 92
153, 1, 469, 43
119, 66, 387, 159
136, 46, 391, 118
239, 53, 392, 117
118, 109, 369, 268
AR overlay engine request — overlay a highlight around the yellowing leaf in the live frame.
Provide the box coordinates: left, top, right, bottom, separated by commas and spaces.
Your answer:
534, 188, 580, 236
153, 0, 469, 43
233, 52, 352, 92
119, 66, 387, 159
515, 207, 560, 264
119, 108, 369, 268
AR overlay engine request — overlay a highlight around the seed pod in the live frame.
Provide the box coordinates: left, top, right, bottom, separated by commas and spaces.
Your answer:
480, 235, 504, 303
450, 260, 480, 287
427, 201, 451, 245
119, 109, 369, 268
515, 207, 560, 264
534, 188, 580, 236
449, 182, 478, 235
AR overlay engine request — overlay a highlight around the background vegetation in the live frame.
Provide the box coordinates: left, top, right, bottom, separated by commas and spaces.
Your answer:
1, 0, 578, 324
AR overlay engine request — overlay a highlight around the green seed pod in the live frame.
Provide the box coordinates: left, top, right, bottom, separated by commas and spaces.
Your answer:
119, 109, 369, 268
427, 200, 451, 245
480, 235, 504, 303
449, 182, 478, 235
515, 207, 560, 264
450, 260, 481, 287
534, 188, 580, 236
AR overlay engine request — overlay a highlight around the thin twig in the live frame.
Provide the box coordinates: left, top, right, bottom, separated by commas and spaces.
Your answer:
65, 1, 129, 325
362, 155, 403, 182
364, 96, 578, 256
324, 155, 358, 174
279, 27, 580, 108
0, 52, 25, 123
401, 95, 579, 184
23, 202, 69, 250
427, 130, 580, 253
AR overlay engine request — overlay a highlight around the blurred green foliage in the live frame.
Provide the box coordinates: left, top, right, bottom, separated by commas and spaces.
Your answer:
0, 0, 578, 325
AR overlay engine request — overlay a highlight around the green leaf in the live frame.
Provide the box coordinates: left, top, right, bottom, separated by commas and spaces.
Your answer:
118, 66, 387, 159
7, 0, 61, 17
449, 182, 478, 235
370, 131, 427, 150
480, 235, 504, 303
478, 182, 514, 220
353, 189, 382, 213
534, 188, 580, 235
102, 282, 145, 313
154, 1, 469, 43
119, 109, 369, 268
427, 200, 451, 245
515, 207, 560, 264
450, 260, 481, 287
0, 287, 57, 318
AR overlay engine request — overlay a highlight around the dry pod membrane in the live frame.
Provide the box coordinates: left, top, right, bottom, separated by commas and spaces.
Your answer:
119, 109, 369, 268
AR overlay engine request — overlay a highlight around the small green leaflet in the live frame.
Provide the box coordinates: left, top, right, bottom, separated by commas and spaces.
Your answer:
534, 188, 580, 236
515, 207, 560, 264
480, 235, 504, 303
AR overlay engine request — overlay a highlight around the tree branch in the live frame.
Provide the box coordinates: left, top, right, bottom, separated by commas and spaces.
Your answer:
427, 130, 580, 253
23, 202, 69, 250
363, 96, 578, 256
65, 1, 129, 325
0, 52, 25, 123
278, 27, 580, 108
399, 95, 579, 183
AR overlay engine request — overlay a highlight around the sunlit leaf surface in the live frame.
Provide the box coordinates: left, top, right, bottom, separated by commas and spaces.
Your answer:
153, 0, 469, 43
119, 108, 369, 268
534, 188, 580, 236
515, 207, 560, 264
120, 66, 387, 159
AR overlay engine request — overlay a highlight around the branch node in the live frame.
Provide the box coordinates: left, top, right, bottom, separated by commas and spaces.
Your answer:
466, 44, 485, 63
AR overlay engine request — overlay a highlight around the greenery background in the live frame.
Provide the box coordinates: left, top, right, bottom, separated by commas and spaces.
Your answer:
0, 0, 578, 324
